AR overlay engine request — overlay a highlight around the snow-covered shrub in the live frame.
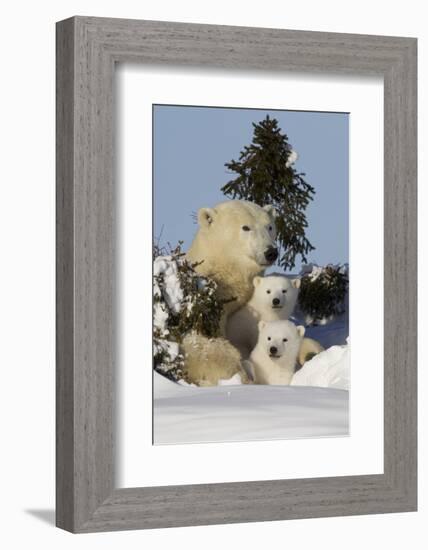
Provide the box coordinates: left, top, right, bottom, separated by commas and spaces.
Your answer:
153, 243, 230, 382
298, 263, 349, 325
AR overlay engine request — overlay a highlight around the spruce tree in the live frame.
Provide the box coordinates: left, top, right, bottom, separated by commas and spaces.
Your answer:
298, 264, 349, 325
221, 115, 315, 270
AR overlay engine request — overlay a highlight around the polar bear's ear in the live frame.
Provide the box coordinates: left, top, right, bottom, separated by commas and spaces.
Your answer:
297, 325, 305, 338
198, 207, 216, 227
253, 276, 262, 287
292, 278, 301, 289
263, 204, 278, 220
258, 321, 266, 331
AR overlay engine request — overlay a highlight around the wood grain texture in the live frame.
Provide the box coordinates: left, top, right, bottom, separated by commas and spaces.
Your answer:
56, 17, 75, 532
56, 16, 417, 533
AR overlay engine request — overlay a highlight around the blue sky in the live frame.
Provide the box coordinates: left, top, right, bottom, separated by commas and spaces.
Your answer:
153, 105, 349, 274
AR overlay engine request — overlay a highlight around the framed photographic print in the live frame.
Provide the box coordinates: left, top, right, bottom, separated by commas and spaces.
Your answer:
149, 103, 351, 447
56, 16, 417, 532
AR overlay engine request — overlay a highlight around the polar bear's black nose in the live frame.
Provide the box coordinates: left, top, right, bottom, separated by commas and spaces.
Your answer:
272, 298, 280, 306
270, 346, 278, 355
264, 246, 278, 263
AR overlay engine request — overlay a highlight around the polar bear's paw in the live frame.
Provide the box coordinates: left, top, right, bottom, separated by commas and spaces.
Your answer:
297, 337, 324, 367
182, 331, 248, 387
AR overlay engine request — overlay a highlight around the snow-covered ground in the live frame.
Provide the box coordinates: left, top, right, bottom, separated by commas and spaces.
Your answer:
154, 316, 350, 445
154, 372, 348, 445
292, 340, 349, 390
153, 259, 350, 446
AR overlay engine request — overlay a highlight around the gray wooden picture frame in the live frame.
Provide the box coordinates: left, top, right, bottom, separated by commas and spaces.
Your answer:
56, 16, 417, 533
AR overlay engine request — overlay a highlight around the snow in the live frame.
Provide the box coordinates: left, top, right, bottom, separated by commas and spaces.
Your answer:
154, 372, 348, 445
295, 312, 348, 349
296, 263, 349, 326
302, 264, 324, 282
153, 257, 184, 370
153, 303, 169, 334
153, 256, 183, 315
285, 149, 299, 168
291, 341, 349, 390
153, 317, 349, 445
153, 292, 349, 445
300, 262, 348, 279
154, 339, 181, 361
152, 255, 350, 446
218, 373, 244, 386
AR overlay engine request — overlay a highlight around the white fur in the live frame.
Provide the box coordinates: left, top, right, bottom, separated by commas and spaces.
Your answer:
226, 274, 300, 358
183, 200, 278, 386
186, 200, 278, 325
250, 320, 305, 385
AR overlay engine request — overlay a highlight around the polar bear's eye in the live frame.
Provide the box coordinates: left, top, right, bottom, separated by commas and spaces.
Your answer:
283, 338, 288, 342
267, 337, 271, 341
282, 289, 287, 294
269, 225, 273, 231
242, 225, 251, 231
266, 290, 271, 294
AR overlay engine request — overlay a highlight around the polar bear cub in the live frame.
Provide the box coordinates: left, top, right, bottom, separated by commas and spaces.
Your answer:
226, 274, 300, 359
250, 320, 305, 385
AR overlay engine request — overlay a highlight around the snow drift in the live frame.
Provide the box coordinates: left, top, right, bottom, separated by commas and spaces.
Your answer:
291, 341, 350, 390
154, 371, 348, 445
152, 253, 350, 445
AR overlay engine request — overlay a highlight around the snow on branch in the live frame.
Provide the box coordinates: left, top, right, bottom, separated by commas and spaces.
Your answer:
153, 243, 229, 382
298, 263, 349, 326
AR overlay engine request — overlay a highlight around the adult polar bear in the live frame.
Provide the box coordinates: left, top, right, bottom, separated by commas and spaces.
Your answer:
182, 200, 278, 386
